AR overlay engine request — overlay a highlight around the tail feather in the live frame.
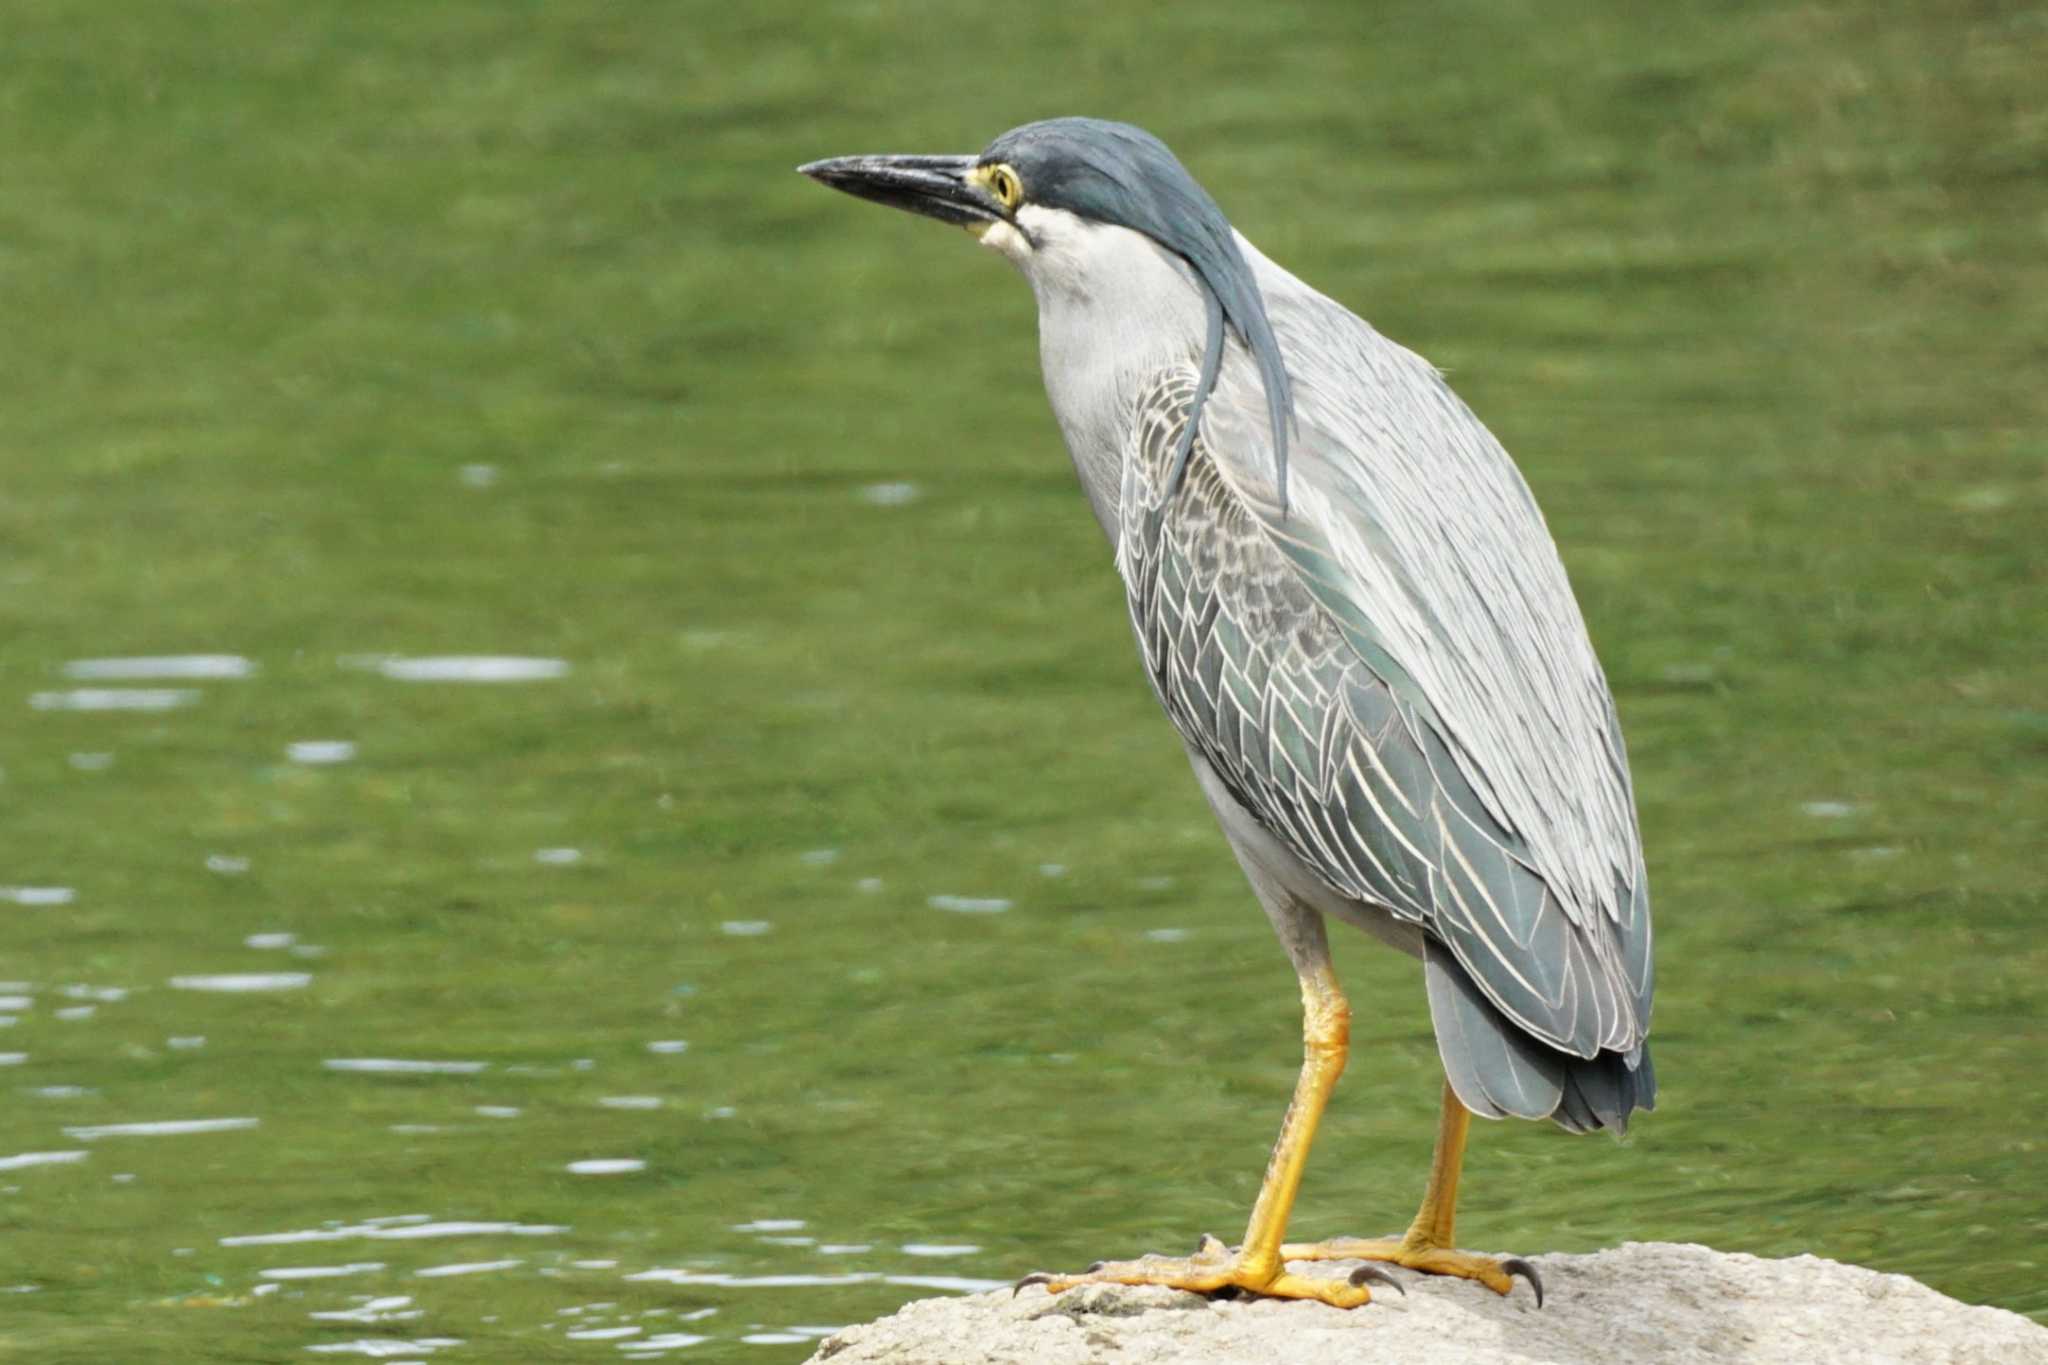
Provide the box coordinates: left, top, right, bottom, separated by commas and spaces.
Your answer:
1424, 939, 1654, 1133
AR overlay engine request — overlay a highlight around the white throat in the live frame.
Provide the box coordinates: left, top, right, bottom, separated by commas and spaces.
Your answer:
979, 204, 1210, 541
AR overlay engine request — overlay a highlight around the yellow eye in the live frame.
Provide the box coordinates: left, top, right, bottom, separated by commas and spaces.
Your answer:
986, 164, 1022, 210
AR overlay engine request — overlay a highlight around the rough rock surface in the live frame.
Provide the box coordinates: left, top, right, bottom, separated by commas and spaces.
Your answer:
805, 1242, 2047, 1364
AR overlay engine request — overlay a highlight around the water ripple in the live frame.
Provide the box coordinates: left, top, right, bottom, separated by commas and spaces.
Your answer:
1, 888, 75, 907
927, 895, 1011, 914
0, 1151, 88, 1171
31, 688, 199, 712
415, 1259, 522, 1277
170, 974, 311, 993
221, 1219, 564, 1247
62, 656, 255, 680
65, 1118, 258, 1140
305, 1337, 461, 1356
377, 657, 568, 683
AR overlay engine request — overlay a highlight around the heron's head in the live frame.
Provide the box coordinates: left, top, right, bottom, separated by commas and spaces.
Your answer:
800, 117, 1291, 493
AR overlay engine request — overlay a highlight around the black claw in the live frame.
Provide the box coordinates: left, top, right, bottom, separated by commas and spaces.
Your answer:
1502, 1256, 1545, 1308
1348, 1263, 1406, 1296
1012, 1272, 1054, 1297
1086, 1260, 1106, 1273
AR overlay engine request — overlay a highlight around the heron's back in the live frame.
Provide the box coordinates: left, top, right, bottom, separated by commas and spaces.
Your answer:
1115, 324, 1654, 1128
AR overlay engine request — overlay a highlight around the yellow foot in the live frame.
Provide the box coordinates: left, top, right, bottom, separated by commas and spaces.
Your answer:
1015, 1234, 1402, 1310
1280, 1237, 1545, 1305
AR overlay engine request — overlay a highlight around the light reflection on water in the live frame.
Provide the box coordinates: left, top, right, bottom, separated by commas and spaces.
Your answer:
0, 887, 75, 906
2, 695, 1069, 1361
375, 656, 569, 683
30, 687, 200, 711
415, 1258, 523, 1277
65, 1118, 259, 1139
286, 740, 358, 765
187, 1218, 992, 1355
310, 1295, 421, 1324
220, 1219, 566, 1247
61, 656, 256, 680
169, 973, 311, 993
305, 1337, 462, 1357
0, 1151, 88, 1171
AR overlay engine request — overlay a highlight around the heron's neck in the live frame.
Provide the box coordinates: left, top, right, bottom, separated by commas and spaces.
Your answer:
1022, 221, 1210, 543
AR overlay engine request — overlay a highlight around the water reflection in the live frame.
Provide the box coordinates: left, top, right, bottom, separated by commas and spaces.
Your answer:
221, 1218, 565, 1247
64, 1118, 258, 1139
625, 1333, 709, 1352
286, 740, 358, 765
0, 887, 74, 906
310, 1294, 421, 1323
0, 1151, 87, 1171
305, 1338, 462, 1357
416, 1259, 523, 1277
169, 973, 311, 992
927, 895, 1011, 914
173, 1207, 1011, 1356
30, 688, 199, 711
375, 656, 569, 683
61, 656, 255, 680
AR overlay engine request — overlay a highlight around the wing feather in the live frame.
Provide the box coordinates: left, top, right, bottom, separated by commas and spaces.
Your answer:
1116, 315, 1653, 1059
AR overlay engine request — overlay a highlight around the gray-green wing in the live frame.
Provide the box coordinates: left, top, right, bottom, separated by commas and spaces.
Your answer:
1115, 350, 1653, 1095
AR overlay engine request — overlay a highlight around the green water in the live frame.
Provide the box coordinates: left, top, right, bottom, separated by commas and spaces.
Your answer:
3, 2, 2043, 1359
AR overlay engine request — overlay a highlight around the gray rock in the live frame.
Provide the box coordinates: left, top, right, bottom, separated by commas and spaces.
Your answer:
805, 1242, 2048, 1364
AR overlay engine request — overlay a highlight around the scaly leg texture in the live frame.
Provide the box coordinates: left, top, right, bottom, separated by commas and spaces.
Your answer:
1281, 1077, 1544, 1303
1017, 918, 1396, 1309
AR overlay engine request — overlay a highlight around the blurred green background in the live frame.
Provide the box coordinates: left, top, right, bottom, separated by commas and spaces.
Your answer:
2, 1, 2043, 1359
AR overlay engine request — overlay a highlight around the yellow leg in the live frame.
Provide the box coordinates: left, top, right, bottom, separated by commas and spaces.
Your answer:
1016, 957, 1389, 1309
1282, 1078, 1543, 1303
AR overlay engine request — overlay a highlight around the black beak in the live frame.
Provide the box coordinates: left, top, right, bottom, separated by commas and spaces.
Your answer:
798, 153, 1004, 229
